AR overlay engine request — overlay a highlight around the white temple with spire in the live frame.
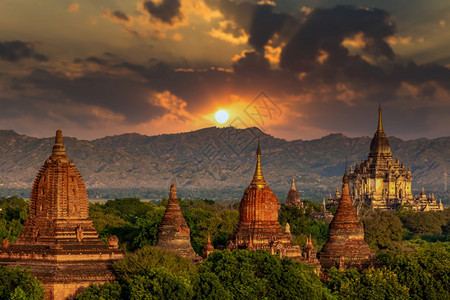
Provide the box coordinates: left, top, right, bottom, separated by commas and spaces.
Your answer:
348, 106, 443, 211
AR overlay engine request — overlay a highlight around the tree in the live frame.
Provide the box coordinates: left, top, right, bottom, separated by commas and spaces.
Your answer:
103, 198, 153, 223
113, 246, 197, 282
327, 267, 409, 299
363, 211, 404, 253
198, 250, 332, 299
191, 272, 233, 300
279, 205, 328, 250
132, 206, 165, 249
399, 211, 446, 236
75, 282, 122, 300
0, 266, 45, 300
0, 197, 29, 242
380, 242, 450, 300
128, 269, 193, 300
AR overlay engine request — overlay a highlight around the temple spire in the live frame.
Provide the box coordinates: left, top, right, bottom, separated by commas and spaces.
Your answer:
377, 104, 383, 132
169, 183, 177, 201
251, 139, 266, 188
343, 165, 349, 186
52, 129, 66, 156
291, 178, 296, 191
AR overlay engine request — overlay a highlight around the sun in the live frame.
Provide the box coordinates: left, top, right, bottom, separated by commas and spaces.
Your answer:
215, 110, 229, 124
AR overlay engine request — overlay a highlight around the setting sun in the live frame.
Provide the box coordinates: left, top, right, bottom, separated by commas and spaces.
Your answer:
215, 110, 229, 124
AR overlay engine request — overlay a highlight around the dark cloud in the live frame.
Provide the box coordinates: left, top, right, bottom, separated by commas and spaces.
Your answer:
112, 10, 130, 22
0, 40, 48, 62
143, 0, 183, 25
15, 68, 167, 125
207, 0, 298, 52
280, 6, 395, 73
233, 51, 270, 76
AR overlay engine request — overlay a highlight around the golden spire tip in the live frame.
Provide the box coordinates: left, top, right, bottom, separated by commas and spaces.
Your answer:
377, 104, 383, 132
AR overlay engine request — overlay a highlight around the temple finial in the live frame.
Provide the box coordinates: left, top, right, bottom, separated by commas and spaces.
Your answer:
377, 104, 383, 132
52, 129, 66, 156
252, 140, 266, 188
256, 137, 261, 156
342, 162, 349, 185
291, 178, 296, 190
170, 183, 177, 200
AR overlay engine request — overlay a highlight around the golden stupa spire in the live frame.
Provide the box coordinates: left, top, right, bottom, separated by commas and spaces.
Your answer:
52, 129, 66, 156
251, 139, 266, 188
291, 178, 296, 190
377, 104, 383, 132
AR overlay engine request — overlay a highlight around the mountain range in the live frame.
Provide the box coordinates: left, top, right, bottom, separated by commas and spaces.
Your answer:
0, 127, 448, 202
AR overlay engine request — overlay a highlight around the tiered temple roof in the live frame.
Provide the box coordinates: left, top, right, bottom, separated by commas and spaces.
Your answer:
319, 169, 375, 270
156, 184, 201, 261
0, 130, 123, 299
349, 106, 442, 211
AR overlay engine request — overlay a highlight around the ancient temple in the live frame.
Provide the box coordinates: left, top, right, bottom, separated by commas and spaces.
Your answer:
349, 106, 443, 211
227, 143, 304, 259
319, 169, 375, 271
202, 235, 214, 259
156, 184, 201, 262
325, 188, 340, 210
313, 198, 333, 223
302, 234, 320, 272
0, 130, 123, 299
285, 178, 303, 210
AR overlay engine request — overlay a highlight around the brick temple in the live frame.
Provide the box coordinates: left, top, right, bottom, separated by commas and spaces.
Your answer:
0, 130, 123, 299
319, 169, 375, 271
227, 143, 308, 260
285, 178, 303, 210
156, 184, 202, 262
202, 235, 214, 259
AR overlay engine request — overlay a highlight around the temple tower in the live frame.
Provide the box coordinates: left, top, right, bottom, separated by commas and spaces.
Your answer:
0, 130, 123, 299
285, 178, 303, 209
202, 235, 214, 259
319, 169, 374, 270
156, 184, 201, 261
349, 106, 442, 211
227, 142, 303, 259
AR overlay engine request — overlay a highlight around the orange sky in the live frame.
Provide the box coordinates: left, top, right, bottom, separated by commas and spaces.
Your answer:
0, 0, 449, 140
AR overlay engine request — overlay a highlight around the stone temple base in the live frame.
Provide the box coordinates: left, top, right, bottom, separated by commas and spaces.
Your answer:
0, 245, 123, 300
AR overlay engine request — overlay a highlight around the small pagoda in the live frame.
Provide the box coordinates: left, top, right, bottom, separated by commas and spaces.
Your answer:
285, 178, 303, 210
0, 130, 123, 299
227, 142, 303, 259
202, 235, 214, 259
156, 184, 202, 262
319, 168, 375, 271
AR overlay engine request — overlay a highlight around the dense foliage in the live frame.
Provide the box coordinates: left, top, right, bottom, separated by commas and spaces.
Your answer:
197, 250, 331, 299
327, 267, 409, 299
363, 210, 404, 252
380, 242, 450, 300
0, 196, 28, 243
0, 265, 45, 300
279, 205, 329, 249
1, 196, 449, 299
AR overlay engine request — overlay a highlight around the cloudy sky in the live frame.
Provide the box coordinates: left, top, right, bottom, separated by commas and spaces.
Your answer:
1, 0, 449, 140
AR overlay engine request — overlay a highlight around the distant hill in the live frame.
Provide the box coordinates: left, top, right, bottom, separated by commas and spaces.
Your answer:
0, 127, 448, 201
